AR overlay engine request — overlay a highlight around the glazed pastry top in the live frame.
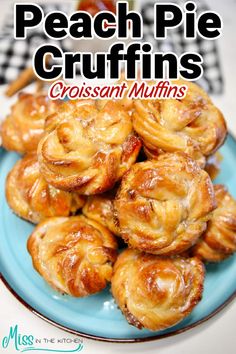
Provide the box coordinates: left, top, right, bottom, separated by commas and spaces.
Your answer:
1, 92, 61, 154
133, 80, 227, 167
38, 99, 141, 194
114, 152, 216, 255
82, 190, 119, 235
192, 184, 236, 262
27, 215, 118, 296
6, 153, 85, 223
111, 249, 204, 331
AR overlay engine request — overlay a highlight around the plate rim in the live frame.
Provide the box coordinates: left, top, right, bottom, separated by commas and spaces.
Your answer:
0, 273, 235, 343
0, 132, 236, 343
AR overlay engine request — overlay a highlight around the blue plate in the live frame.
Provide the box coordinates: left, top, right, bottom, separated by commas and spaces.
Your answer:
0, 136, 236, 342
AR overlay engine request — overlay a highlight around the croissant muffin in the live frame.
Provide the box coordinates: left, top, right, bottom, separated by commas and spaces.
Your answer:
132, 80, 227, 167
192, 184, 236, 262
114, 153, 216, 255
27, 215, 118, 296
82, 190, 119, 235
1, 92, 60, 154
6, 153, 85, 223
111, 249, 204, 331
38, 99, 141, 194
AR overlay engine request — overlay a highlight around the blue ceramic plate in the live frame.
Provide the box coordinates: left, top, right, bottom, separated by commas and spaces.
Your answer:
0, 136, 236, 342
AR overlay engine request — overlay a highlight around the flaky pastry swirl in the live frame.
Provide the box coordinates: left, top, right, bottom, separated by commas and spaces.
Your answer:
114, 153, 216, 255
132, 80, 227, 167
192, 184, 236, 262
6, 153, 84, 223
82, 190, 119, 235
111, 249, 204, 331
1, 93, 60, 154
38, 100, 141, 194
27, 215, 117, 296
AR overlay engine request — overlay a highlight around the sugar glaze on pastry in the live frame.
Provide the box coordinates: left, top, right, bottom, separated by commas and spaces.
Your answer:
192, 184, 236, 262
111, 249, 204, 331
1, 93, 60, 154
114, 153, 216, 255
38, 99, 141, 194
6, 153, 85, 223
82, 190, 119, 235
133, 80, 227, 167
27, 215, 118, 296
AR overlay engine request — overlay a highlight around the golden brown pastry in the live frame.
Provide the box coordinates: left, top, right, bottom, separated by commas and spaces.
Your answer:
38, 99, 141, 194
1, 92, 60, 154
133, 80, 227, 167
114, 153, 216, 255
205, 152, 222, 180
111, 249, 204, 331
96, 73, 137, 113
82, 190, 119, 235
27, 215, 118, 296
6, 153, 85, 223
192, 184, 236, 262
114, 77, 136, 113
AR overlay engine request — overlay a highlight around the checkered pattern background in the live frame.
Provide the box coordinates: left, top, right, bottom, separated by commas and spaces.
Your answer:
0, 3, 71, 85
141, 0, 224, 93
0, 1, 224, 94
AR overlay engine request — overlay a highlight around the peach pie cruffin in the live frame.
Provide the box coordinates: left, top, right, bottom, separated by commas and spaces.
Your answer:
2, 79, 236, 332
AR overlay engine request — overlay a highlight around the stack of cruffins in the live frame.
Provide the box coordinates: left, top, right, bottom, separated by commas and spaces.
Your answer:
1, 80, 236, 332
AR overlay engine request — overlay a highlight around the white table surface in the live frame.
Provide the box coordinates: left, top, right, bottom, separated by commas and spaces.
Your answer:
0, 1, 235, 353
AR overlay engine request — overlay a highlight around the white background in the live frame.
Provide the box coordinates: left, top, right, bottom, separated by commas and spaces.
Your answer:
0, 1, 235, 353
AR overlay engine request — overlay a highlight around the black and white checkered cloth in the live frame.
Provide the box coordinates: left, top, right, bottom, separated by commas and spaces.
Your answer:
0, 3, 71, 85
0, 1, 224, 94
141, 0, 224, 93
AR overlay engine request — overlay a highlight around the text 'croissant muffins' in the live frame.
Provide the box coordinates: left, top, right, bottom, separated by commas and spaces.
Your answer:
111, 249, 204, 331
38, 99, 142, 195
82, 190, 119, 235
133, 80, 227, 167
27, 215, 118, 296
1, 92, 60, 154
192, 184, 236, 262
114, 153, 216, 255
6, 153, 85, 223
